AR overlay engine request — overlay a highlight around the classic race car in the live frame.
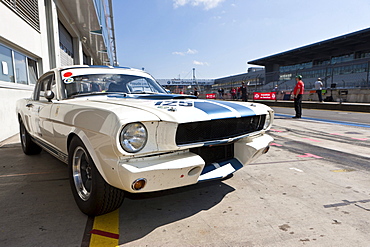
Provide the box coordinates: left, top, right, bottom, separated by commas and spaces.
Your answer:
16, 66, 274, 215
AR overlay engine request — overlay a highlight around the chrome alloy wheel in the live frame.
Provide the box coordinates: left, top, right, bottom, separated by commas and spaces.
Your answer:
72, 146, 92, 201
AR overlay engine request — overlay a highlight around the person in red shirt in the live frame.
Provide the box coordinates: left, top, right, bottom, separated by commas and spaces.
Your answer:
292, 75, 304, 118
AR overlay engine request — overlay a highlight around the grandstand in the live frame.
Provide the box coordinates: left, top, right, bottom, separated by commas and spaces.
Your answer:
247, 27, 370, 102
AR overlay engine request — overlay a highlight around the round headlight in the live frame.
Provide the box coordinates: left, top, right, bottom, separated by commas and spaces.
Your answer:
120, 123, 147, 153
263, 111, 272, 129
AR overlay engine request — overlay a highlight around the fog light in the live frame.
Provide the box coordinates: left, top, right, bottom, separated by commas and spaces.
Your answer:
132, 178, 147, 191
188, 166, 202, 176
262, 146, 270, 154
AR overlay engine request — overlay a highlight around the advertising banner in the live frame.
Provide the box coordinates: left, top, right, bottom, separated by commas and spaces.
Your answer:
253, 92, 276, 100
206, 93, 216, 99
157, 79, 214, 86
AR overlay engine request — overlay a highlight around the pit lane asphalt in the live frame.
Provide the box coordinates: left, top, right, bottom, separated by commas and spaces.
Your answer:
1, 108, 370, 246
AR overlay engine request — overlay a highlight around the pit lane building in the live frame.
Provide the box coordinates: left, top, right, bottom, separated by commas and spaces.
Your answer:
215, 28, 370, 102
157, 78, 215, 95
213, 67, 265, 92
0, 0, 116, 142
248, 27, 370, 101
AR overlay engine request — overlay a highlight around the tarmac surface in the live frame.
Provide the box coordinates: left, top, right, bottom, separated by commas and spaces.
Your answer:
253, 99, 370, 113
1, 102, 370, 246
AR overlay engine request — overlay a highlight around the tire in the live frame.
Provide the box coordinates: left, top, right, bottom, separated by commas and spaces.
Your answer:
19, 119, 42, 155
68, 136, 125, 216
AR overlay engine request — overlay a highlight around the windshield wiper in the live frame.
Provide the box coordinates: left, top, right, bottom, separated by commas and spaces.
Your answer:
69, 91, 122, 98
130, 91, 157, 94
136, 94, 197, 100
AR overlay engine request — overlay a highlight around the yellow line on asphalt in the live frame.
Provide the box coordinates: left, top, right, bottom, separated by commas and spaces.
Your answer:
0, 170, 65, 178
90, 209, 120, 247
331, 169, 356, 172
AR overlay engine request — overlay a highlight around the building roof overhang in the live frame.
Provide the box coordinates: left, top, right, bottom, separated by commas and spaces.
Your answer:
248, 27, 370, 66
56, 0, 113, 65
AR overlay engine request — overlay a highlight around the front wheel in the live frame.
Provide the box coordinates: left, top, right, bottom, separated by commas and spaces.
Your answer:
68, 136, 125, 216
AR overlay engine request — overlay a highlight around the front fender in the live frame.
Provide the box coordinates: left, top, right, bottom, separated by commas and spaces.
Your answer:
70, 128, 123, 189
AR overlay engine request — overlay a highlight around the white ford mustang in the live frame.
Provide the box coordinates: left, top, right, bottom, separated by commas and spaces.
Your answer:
16, 66, 274, 215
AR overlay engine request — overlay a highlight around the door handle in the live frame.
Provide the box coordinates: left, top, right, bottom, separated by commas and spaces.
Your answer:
26, 103, 34, 108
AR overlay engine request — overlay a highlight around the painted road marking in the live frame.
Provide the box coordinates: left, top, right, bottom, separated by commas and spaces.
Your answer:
275, 113, 370, 128
270, 129, 283, 132
298, 153, 323, 159
90, 209, 120, 247
331, 169, 356, 172
302, 137, 321, 142
90, 229, 119, 239
271, 143, 283, 146
330, 133, 344, 136
0, 170, 65, 178
330, 133, 368, 140
351, 137, 368, 141
289, 168, 304, 172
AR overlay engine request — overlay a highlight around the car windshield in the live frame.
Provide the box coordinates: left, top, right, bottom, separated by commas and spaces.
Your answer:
63, 73, 166, 99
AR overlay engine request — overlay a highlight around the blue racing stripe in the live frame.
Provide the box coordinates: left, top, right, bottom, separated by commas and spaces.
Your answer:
200, 158, 243, 175
194, 101, 234, 119
215, 100, 256, 117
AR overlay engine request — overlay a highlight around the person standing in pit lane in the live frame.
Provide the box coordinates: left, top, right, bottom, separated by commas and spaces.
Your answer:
218, 88, 224, 99
292, 75, 304, 118
194, 87, 199, 98
315, 78, 324, 102
241, 82, 248, 102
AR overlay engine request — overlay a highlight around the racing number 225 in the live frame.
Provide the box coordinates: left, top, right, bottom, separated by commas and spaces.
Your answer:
155, 101, 193, 107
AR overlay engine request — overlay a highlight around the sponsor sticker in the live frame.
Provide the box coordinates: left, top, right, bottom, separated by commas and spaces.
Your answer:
64, 78, 74, 84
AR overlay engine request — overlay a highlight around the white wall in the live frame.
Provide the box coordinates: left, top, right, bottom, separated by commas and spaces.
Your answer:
0, 85, 33, 141
0, 0, 103, 142
0, 1, 48, 142
0, 4, 44, 59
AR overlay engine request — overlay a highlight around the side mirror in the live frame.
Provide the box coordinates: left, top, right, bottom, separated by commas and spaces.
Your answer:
45, 90, 55, 102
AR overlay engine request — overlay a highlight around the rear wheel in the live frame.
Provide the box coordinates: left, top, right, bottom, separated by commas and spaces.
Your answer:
68, 136, 125, 216
19, 119, 42, 155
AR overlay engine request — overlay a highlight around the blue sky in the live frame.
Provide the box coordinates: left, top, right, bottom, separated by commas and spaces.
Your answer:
113, 0, 370, 79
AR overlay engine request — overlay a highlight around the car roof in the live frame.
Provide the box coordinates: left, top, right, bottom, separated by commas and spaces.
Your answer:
58, 65, 132, 70
52, 65, 152, 77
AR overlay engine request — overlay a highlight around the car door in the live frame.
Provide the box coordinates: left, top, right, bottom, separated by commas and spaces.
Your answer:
28, 73, 55, 147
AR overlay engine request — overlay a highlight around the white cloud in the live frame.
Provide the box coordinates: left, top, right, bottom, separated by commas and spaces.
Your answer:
193, 60, 209, 66
186, 48, 198, 54
173, 0, 226, 10
172, 48, 198, 56
172, 51, 186, 56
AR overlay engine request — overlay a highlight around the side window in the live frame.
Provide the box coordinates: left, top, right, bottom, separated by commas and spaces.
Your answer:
50, 75, 56, 93
34, 74, 54, 101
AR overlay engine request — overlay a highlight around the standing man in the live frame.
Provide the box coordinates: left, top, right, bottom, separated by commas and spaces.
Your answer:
292, 75, 304, 118
241, 82, 248, 102
194, 87, 199, 98
231, 87, 236, 100
218, 88, 224, 99
315, 78, 324, 102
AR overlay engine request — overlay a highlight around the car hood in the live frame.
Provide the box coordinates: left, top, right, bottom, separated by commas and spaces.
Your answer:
75, 94, 266, 123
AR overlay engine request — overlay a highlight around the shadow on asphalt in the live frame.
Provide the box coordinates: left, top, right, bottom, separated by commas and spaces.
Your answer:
1, 141, 236, 245
120, 177, 235, 244
0, 143, 86, 247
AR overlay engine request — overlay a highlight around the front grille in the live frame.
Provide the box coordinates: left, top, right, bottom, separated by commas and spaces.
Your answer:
190, 143, 234, 165
176, 115, 265, 145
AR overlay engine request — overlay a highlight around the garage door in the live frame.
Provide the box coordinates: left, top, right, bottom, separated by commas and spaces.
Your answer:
59, 22, 74, 66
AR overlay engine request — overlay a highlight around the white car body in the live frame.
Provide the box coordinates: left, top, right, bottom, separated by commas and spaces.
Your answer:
16, 66, 274, 215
